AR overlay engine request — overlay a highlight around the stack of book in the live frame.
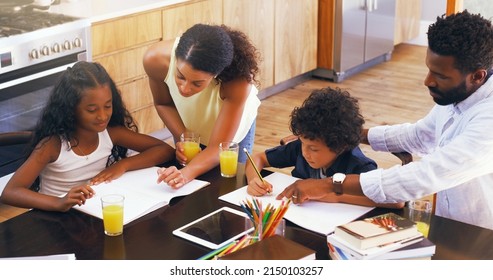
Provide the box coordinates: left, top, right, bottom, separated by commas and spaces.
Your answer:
327, 213, 435, 260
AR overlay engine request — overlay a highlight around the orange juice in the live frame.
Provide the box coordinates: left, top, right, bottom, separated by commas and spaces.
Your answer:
220, 150, 238, 177
415, 221, 430, 237
103, 204, 124, 236
183, 141, 200, 163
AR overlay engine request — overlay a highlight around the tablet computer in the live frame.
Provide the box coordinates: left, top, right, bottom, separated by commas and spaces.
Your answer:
172, 207, 254, 249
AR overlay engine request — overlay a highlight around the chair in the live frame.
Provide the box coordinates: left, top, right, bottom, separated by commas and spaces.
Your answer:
0, 131, 34, 187
0, 131, 33, 146
0, 131, 34, 221
0, 131, 33, 175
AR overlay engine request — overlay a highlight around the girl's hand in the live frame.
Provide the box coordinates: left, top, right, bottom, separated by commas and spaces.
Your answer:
157, 166, 188, 189
58, 184, 95, 211
247, 178, 273, 197
91, 164, 127, 185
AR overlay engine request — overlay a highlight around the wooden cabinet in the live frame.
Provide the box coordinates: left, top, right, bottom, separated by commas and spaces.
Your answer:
161, 0, 222, 41
394, 0, 422, 45
223, 0, 275, 88
274, 0, 318, 84
223, 0, 317, 88
91, 10, 163, 134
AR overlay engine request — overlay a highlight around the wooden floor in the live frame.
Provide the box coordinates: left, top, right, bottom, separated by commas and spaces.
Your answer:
0, 43, 432, 222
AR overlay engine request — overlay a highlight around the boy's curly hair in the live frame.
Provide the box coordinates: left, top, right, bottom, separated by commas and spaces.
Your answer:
290, 87, 364, 154
428, 10, 493, 74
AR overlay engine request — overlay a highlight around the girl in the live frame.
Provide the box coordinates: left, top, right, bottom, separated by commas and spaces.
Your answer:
0, 61, 175, 212
143, 24, 261, 189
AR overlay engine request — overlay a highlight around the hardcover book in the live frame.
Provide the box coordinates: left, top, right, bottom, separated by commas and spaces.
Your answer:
327, 232, 423, 260
329, 236, 435, 260
334, 212, 418, 250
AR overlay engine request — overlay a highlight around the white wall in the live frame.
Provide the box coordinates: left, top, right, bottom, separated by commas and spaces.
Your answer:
464, 0, 493, 20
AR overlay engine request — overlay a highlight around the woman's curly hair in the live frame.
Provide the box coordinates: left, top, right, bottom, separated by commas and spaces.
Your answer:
175, 24, 261, 88
31, 61, 137, 167
290, 87, 364, 154
428, 10, 493, 74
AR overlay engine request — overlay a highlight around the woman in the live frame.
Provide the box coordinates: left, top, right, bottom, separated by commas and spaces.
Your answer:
143, 24, 261, 188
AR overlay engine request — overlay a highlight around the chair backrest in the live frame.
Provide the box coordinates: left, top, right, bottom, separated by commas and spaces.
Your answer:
0, 131, 33, 177
0, 131, 32, 146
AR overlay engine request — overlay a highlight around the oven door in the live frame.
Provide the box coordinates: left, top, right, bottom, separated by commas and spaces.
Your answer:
0, 51, 87, 133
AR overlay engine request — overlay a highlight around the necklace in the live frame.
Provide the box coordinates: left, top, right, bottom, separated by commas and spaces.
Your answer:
75, 145, 89, 160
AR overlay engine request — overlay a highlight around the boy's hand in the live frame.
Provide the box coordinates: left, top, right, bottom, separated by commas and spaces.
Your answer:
246, 178, 273, 196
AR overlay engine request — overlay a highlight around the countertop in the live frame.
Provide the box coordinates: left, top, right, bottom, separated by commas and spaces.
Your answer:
49, 0, 190, 23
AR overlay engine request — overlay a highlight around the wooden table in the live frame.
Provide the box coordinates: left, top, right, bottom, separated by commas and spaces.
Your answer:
1, 164, 492, 260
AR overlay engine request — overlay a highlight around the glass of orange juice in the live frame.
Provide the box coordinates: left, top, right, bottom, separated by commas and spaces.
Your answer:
219, 141, 239, 178
407, 199, 432, 237
180, 131, 201, 166
101, 194, 125, 236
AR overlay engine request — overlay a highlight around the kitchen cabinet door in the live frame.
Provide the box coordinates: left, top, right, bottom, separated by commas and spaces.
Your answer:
223, 0, 275, 88
394, 0, 421, 44
92, 10, 162, 56
161, 0, 222, 41
92, 10, 164, 135
274, 0, 318, 84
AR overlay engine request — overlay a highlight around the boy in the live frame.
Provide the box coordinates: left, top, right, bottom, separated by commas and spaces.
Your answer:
246, 87, 402, 208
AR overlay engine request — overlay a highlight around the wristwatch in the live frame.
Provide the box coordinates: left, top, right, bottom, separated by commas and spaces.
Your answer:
332, 173, 346, 196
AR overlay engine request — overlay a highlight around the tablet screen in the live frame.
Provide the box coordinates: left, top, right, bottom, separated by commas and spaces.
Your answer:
173, 207, 254, 249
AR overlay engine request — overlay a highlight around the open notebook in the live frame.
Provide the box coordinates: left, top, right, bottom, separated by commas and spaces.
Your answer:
219, 172, 374, 235
75, 167, 210, 225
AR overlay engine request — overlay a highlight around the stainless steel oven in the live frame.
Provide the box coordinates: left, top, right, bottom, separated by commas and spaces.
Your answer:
0, 10, 90, 132
0, 8, 90, 175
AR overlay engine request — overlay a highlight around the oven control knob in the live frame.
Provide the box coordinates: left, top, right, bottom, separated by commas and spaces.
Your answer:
30, 49, 40, 60
73, 37, 82, 48
52, 43, 61, 53
41, 45, 51, 56
63, 40, 73, 50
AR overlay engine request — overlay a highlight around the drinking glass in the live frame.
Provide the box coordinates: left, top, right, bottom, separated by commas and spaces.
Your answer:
219, 141, 239, 177
180, 131, 200, 166
101, 194, 125, 236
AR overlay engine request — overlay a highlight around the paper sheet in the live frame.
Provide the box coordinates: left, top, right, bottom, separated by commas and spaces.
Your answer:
219, 172, 374, 235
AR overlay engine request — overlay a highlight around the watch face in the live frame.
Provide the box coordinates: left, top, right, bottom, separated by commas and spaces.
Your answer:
333, 173, 345, 182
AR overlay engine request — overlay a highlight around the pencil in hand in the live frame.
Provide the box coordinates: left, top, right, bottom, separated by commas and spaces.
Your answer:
243, 148, 271, 194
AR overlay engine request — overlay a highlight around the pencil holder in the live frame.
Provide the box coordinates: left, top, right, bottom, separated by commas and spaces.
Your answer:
240, 197, 291, 242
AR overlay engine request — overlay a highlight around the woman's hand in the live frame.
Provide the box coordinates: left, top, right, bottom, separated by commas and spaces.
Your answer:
157, 166, 189, 189
174, 141, 187, 166
246, 178, 273, 197
58, 184, 95, 211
